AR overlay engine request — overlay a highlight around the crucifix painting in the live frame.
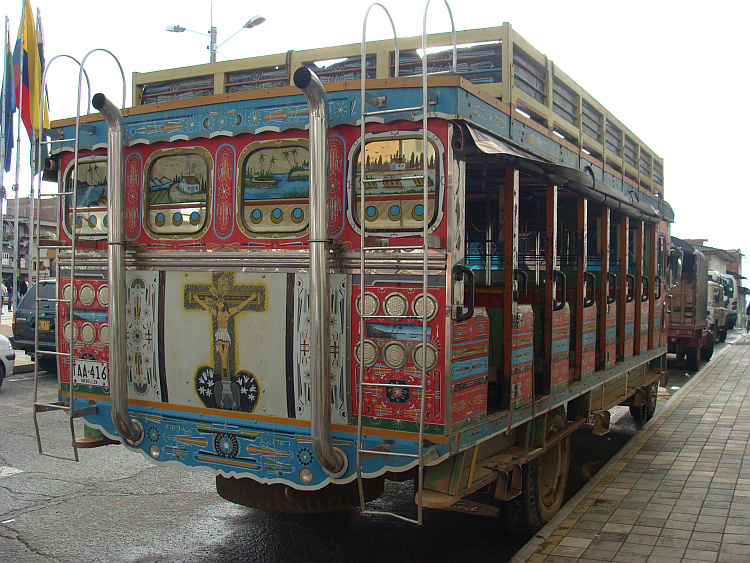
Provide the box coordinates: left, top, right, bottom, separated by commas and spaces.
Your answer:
185, 272, 266, 412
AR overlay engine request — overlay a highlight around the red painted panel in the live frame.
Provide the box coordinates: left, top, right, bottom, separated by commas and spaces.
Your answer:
329, 135, 345, 237
640, 302, 650, 351
351, 285, 446, 425
511, 306, 534, 410
452, 384, 487, 426
58, 278, 110, 386
624, 301, 635, 359
550, 306, 571, 392
213, 144, 235, 239
124, 153, 142, 240
581, 304, 597, 378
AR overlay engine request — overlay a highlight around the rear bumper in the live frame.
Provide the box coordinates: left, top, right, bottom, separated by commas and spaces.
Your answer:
9, 336, 55, 355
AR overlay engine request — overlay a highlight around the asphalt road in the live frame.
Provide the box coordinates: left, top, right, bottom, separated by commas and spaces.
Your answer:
3, 328, 739, 563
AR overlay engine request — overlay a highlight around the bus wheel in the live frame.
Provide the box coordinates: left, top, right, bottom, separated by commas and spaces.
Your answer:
497, 408, 570, 536
215, 475, 384, 514
629, 382, 657, 423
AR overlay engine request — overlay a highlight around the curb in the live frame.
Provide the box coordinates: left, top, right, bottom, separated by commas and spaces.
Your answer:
13, 362, 35, 375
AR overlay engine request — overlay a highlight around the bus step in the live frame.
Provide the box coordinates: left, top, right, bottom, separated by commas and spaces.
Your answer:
33, 401, 97, 418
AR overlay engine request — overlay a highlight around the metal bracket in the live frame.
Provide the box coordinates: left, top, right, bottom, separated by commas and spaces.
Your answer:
359, 441, 392, 461
493, 463, 523, 501
364, 91, 386, 108
443, 498, 499, 517
427, 88, 439, 105
592, 410, 610, 436
631, 386, 648, 408
422, 446, 440, 465
512, 312, 523, 329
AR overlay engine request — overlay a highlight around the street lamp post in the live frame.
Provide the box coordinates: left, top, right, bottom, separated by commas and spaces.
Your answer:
166, 15, 265, 63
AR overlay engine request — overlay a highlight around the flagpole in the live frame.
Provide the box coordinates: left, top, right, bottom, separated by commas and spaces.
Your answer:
28, 8, 38, 287
13, 2, 26, 314
30, 6, 48, 286
0, 16, 8, 298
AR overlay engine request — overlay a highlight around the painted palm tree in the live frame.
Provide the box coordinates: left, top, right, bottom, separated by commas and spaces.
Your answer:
257, 152, 267, 173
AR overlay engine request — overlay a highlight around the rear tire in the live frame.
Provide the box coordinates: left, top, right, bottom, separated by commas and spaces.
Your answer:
686, 346, 699, 370
0, 362, 5, 389
700, 333, 715, 361
216, 474, 384, 514
718, 327, 727, 343
38, 355, 57, 374
497, 408, 570, 536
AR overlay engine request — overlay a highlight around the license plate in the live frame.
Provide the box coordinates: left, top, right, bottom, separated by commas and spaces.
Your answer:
73, 360, 109, 387
38, 319, 51, 331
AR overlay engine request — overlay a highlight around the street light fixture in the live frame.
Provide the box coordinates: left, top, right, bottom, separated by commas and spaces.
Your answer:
166, 14, 265, 63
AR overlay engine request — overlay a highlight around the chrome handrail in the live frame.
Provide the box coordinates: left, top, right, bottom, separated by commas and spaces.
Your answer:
92, 93, 142, 446
293, 67, 346, 477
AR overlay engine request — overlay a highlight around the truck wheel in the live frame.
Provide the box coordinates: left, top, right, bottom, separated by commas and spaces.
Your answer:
38, 355, 58, 374
718, 327, 727, 343
497, 408, 570, 536
216, 474, 384, 514
686, 346, 699, 370
629, 382, 657, 423
700, 333, 715, 361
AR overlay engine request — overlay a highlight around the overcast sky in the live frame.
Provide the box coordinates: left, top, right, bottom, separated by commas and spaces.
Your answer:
3, 0, 749, 274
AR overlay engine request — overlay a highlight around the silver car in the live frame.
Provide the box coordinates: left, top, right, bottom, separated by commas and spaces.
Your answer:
0, 334, 16, 388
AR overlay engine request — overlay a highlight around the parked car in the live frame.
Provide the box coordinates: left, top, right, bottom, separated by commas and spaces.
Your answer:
10, 279, 57, 373
0, 334, 16, 388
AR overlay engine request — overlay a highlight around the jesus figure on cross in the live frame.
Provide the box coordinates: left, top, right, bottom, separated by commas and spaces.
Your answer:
193, 293, 259, 380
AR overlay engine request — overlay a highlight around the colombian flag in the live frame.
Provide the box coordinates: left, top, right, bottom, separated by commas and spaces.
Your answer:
12, 0, 49, 142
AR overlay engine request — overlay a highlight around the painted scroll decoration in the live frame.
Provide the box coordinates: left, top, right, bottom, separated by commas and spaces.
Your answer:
292, 274, 347, 423
126, 271, 162, 401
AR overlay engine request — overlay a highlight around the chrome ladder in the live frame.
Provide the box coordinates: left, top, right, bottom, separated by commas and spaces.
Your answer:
355, 1, 456, 524
31, 50, 126, 461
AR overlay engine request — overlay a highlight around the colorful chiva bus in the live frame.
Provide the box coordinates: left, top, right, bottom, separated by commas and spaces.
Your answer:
37, 8, 673, 533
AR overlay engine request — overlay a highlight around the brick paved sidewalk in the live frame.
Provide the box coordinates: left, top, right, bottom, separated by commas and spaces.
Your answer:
516, 336, 750, 563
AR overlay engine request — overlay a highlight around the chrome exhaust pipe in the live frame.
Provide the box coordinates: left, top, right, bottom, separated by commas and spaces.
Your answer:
92, 93, 143, 446
293, 67, 346, 477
